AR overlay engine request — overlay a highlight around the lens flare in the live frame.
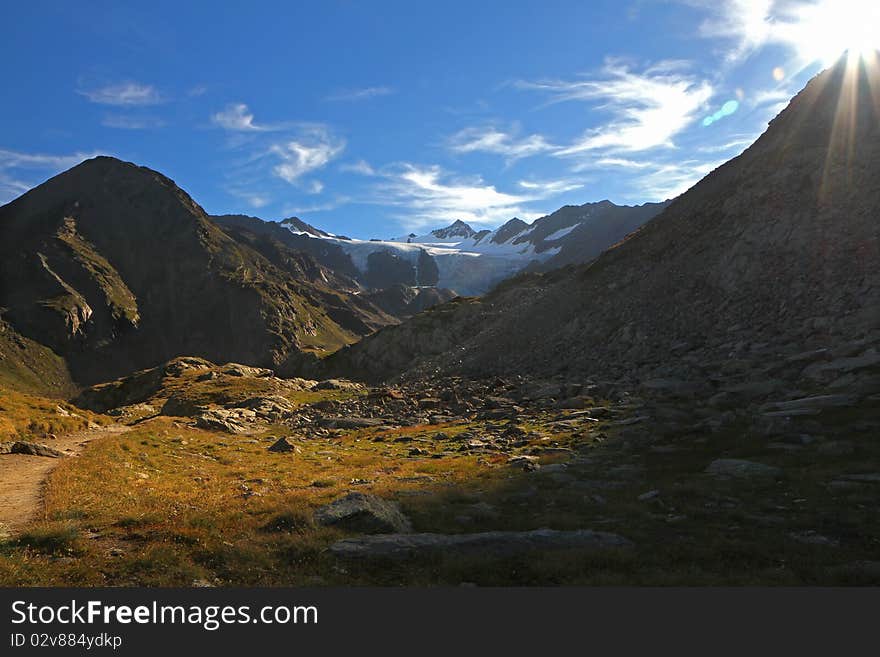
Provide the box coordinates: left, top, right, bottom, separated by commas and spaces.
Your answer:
780, 0, 880, 66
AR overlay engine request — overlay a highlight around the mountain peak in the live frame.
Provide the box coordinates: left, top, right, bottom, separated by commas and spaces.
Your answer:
490, 217, 530, 244
430, 219, 476, 240
280, 216, 331, 238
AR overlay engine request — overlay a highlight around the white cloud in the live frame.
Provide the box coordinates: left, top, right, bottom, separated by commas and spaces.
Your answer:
78, 82, 163, 106
269, 128, 345, 184
101, 114, 166, 130
0, 174, 31, 203
371, 164, 580, 230
339, 159, 377, 176
517, 179, 584, 195
0, 148, 110, 204
325, 86, 394, 102
687, 0, 880, 67
212, 103, 269, 131
282, 197, 351, 216
592, 157, 654, 169
696, 136, 759, 153
692, 0, 775, 62
0, 148, 107, 171
447, 125, 555, 161
231, 191, 270, 209
518, 60, 713, 154
750, 87, 795, 107
633, 158, 727, 200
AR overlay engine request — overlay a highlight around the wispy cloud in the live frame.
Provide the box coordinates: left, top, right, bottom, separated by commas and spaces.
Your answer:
634, 158, 727, 200
282, 197, 351, 216
101, 114, 166, 130
0, 174, 31, 203
0, 148, 106, 171
690, 0, 775, 62
211, 103, 346, 212
0, 148, 109, 203
78, 82, 164, 106
447, 124, 556, 162
269, 127, 346, 185
592, 157, 654, 169
227, 189, 271, 209
325, 86, 394, 102
211, 103, 271, 131
367, 163, 582, 230
517, 178, 585, 195
518, 60, 713, 155
339, 159, 377, 176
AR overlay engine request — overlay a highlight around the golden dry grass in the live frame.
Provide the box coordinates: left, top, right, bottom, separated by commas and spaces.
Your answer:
0, 388, 109, 442
1, 395, 878, 586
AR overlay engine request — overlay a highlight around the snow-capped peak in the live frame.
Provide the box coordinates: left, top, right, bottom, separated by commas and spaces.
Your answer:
429, 219, 477, 241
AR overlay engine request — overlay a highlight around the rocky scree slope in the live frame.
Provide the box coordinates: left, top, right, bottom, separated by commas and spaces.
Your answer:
318, 55, 880, 395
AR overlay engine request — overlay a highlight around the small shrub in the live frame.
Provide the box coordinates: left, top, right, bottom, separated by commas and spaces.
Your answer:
15, 524, 81, 555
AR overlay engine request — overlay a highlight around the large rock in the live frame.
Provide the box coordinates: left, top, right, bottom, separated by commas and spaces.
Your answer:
330, 528, 634, 560
267, 436, 299, 453
316, 416, 386, 429
10, 441, 66, 458
315, 492, 412, 534
802, 349, 880, 382
312, 379, 364, 391
195, 409, 254, 434
705, 459, 782, 479
235, 395, 298, 420
760, 394, 859, 414
221, 363, 274, 378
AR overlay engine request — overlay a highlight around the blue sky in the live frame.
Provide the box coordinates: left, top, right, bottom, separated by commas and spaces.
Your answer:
1, 0, 876, 238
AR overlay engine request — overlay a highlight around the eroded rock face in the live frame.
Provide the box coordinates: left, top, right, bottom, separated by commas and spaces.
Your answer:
330, 528, 634, 560
315, 493, 412, 534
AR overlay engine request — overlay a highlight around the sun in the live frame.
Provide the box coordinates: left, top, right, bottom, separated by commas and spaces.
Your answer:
782, 0, 880, 66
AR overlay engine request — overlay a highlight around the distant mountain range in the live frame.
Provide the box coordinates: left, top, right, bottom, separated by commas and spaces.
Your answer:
0, 155, 663, 390
269, 200, 667, 295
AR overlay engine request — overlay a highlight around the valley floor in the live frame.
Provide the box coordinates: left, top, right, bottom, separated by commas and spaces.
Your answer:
0, 370, 878, 586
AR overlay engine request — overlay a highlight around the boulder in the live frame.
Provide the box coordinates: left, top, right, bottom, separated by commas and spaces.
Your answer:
267, 436, 299, 453
760, 394, 859, 414
330, 528, 634, 560
316, 416, 386, 429
705, 459, 782, 479
802, 349, 880, 382
315, 492, 412, 534
236, 395, 298, 420
222, 363, 274, 378
313, 379, 364, 391
10, 441, 66, 458
195, 409, 254, 434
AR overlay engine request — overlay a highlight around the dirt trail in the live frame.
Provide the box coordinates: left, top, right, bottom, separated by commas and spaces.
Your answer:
0, 426, 129, 536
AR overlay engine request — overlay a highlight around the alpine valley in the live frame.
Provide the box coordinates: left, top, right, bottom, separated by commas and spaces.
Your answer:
0, 52, 878, 588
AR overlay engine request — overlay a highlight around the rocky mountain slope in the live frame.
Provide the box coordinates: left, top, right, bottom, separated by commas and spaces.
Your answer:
0, 157, 395, 388
316, 54, 880, 395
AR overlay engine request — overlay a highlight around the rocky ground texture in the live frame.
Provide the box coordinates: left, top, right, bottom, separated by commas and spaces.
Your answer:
24, 348, 872, 585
